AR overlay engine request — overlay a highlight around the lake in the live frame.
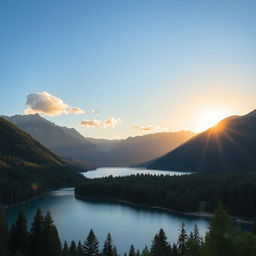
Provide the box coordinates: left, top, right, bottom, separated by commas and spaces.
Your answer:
4, 167, 247, 254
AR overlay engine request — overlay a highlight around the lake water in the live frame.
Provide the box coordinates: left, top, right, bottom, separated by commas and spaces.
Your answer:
4, 167, 248, 254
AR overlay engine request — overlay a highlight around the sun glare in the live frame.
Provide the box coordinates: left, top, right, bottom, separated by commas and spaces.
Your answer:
197, 109, 228, 132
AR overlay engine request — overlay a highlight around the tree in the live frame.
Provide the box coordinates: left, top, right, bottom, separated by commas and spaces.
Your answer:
41, 211, 62, 256
69, 241, 77, 256
129, 245, 136, 256
141, 246, 150, 256
77, 241, 83, 256
83, 229, 99, 256
0, 204, 9, 256
150, 229, 170, 256
177, 222, 188, 256
9, 211, 28, 255
102, 233, 114, 256
29, 209, 44, 256
172, 243, 179, 256
62, 241, 69, 256
204, 203, 237, 256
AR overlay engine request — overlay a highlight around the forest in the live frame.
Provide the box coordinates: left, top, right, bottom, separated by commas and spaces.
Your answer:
0, 204, 256, 256
75, 172, 256, 219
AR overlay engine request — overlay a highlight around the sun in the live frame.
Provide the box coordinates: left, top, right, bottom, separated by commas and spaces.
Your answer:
197, 109, 229, 132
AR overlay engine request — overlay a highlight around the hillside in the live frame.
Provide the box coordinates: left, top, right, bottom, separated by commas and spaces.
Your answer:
148, 109, 256, 172
2, 114, 110, 167
87, 131, 195, 166
0, 117, 84, 205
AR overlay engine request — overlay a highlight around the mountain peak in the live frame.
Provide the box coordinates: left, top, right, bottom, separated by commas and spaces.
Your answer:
246, 109, 256, 117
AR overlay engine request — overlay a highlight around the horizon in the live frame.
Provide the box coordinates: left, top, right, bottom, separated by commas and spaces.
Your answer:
1, 0, 256, 139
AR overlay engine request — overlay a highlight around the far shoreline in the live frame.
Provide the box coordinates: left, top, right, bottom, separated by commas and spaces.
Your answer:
75, 194, 254, 225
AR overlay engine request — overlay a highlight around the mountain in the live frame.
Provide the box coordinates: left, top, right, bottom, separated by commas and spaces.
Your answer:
148, 109, 256, 172
2, 114, 110, 167
87, 131, 195, 166
0, 117, 84, 205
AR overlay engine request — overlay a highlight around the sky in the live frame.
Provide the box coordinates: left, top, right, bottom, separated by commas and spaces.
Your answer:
0, 0, 256, 139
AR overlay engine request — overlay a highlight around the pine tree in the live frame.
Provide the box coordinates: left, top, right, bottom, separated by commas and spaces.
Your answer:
41, 211, 62, 256
83, 229, 99, 256
128, 245, 136, 256
62, 241, 69, 256
69, 241, 77, 256
177, 222, 188, 256
113, 246, 118, 256
102, 233, 114, 256
9, 211, 28, 255
151, 229, 170, 256
136, 249, 140, 256
29, 209, 44, 256
203, 203, 237, 256
0, 204, 9, 256
141, 246, 150, 256
77, 241, 83, 256
172, 243, 179, 256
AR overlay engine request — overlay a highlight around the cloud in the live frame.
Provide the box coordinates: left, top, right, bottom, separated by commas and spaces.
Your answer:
24, 92, 85, 116
102, 117, 121, 128
132, 125, 159, 132
81, 117, 121, 128
80, 120, 102, 127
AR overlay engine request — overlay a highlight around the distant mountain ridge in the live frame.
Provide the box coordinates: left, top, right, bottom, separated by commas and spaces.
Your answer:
0, 117, 84, 204
87, 131, 196, 166
2, 114, 195, 167
2, 114, 110, 167
148, 109, 256, 172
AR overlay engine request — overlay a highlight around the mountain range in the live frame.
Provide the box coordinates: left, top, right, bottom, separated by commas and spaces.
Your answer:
2, 114, 195, 167
148, 109, 256, 172
0, 117, 84, 205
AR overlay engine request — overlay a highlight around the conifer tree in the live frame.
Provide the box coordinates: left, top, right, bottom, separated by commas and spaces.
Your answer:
62, 241, 69, 256
141, 246, 150, 256
102, 233, 114, 256
69, 241, 77, 256
136, 249, 140, 256
29, 209, 44, 256
41, 211, 62, 256
83, 229, 99, 256
113, 246, 118, 256
128, 245, 136, 256
172, 243, 179, 256
204, 203, 236, 256
151, 229, 170, 256
77, 241, 83, 256
177, 222, 188, 256
9, 211, 28, 255
0, 204, 9, 256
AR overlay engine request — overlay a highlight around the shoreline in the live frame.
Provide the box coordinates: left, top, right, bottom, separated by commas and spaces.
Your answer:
75, 194, 254, 225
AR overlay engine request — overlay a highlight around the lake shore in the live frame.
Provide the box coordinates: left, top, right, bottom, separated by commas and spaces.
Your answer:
75, 194, 254, 225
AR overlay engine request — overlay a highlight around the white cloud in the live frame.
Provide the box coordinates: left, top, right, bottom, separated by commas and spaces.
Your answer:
81, 117, 121, 128
24, 92, 85, 116
132, 125, 159, 132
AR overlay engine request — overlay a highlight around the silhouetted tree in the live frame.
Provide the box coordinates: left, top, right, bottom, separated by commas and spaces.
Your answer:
0, 204, 9, 256
177, 222, 187, 256
9, 211, 28, 255
129, 245, 136, 256
102, 233, 114, 256
69, 241, 77, 256
83, 229, 99, 256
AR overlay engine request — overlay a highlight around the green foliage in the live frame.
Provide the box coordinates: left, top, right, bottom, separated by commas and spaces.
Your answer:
76, 172, 256, 218
151, 229, 170, 256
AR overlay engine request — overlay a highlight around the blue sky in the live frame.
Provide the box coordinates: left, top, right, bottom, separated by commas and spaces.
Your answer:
1, 0, 256, 139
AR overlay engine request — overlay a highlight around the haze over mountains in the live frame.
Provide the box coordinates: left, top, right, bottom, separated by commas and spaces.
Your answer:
2, 114, 110, 167
2, 114, 195, 167
148, 109, 256, 173
88, 131, 195, 166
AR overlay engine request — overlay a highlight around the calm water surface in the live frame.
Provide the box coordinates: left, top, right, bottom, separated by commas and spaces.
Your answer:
4, 168, 241, 254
